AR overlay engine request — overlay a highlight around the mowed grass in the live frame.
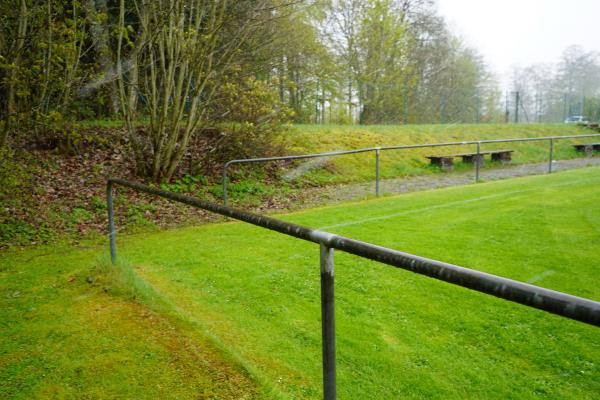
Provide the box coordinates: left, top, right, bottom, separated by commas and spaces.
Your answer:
2, 167, 599, 399
0, 250, 263, 398
115, 166, 599, 399
273, 124, 599, 185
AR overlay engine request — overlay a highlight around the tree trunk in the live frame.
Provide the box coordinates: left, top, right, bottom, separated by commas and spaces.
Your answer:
7, 0, 28, 116
278, 56, 285, 103
321, 85, 326, 124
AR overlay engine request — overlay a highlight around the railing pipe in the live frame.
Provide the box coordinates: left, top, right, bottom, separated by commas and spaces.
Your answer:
223, 148, 380, 205
375, 148, 381, 197
107, 178, 600, 327
376, 133, 600, 150
475, 142, 481, 183
107, 178, 600, 400
226, 148, 380, 166
222, 133, 600, 204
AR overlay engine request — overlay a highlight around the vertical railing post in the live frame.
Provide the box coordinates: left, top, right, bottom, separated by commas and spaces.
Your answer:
106, 181, 117, 264
475, 142, 481, 183
548, 139, 554, 173
320, 243, 336, 400
223, 164, 229, 206
375, 148, 381, 197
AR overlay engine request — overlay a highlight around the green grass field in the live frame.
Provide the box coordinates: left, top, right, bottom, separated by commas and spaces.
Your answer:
2, 166, 600, 398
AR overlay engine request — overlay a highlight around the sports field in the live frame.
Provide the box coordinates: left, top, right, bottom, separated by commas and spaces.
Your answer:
2, 167, 600, 399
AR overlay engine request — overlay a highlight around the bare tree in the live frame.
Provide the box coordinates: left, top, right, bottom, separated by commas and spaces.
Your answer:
116, 0, 271, 182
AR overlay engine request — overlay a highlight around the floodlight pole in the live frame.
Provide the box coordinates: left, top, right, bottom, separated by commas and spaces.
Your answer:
320, 244, 336, 400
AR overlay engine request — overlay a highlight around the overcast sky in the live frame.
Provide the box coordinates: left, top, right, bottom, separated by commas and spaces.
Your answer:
436, 0, 600, 82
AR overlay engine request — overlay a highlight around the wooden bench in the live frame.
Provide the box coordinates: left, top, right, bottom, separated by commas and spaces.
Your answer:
426, 150, 514, 171
573, 143, 600, 156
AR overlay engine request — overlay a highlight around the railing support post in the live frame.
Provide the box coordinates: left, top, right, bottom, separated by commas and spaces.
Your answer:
223, 165, 229, 206
375, 148, 381, 197
106, 181, 117, 264
475, 142, 481, 183
548, 139, 554, 173
320, 243, 336, 400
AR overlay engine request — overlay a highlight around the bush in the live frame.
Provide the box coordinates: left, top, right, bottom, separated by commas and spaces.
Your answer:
0, 147, 28, 204
188, 75, 293, 176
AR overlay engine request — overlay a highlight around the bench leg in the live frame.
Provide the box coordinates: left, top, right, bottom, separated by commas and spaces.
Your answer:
461, 155, 484, 167
474, 154, 485, 167
575, 145, 594, 156
429, 158, 454, 171
431, 157, 454, 171
440, 158, 454, 171
492, 153, 512, 164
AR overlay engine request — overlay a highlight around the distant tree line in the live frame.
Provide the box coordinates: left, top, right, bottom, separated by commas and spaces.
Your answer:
1, 0, 598, 182
273, 0, 500, 125
508, 46, 600, 123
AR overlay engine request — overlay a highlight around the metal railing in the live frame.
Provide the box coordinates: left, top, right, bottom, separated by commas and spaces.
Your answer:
222, 133, 600, 205
107, 178, 600, 400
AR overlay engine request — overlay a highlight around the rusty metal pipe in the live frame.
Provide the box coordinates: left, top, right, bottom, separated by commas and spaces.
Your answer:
108, 178, 600, 327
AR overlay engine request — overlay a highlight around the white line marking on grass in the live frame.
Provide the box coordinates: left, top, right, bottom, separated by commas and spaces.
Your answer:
527, 270, 556, 284
318, 177, 600, 230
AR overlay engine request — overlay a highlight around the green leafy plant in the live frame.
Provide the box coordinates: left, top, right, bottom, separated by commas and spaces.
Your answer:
160, 174, 208, 194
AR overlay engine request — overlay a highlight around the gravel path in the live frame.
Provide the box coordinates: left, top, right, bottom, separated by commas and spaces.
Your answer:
297, 157, 600, 206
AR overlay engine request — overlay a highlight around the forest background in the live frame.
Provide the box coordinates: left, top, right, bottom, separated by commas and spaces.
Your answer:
1, 0, 599, 246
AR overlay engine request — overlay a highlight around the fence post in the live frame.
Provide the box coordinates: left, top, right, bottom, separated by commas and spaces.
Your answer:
475, 142, 481, 183
106, 181, 117, 264
375, 148, 381, 197
548, 139, 554, 173
223, 164, 229, 206
320, 243, 336, 400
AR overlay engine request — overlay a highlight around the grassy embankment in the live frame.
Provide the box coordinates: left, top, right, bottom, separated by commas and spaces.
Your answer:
220, 123, 599, 203
286, 123, 597, 183
3, 166, 599, 398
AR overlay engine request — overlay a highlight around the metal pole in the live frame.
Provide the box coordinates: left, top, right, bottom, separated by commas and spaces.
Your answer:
375, 148, 380, 197
320, 244, 336, 400
223, 165, 229, 206
515, 91, 520, 123
505, 91, 509, 123
106, 181, 117, 264
548, 139, 554, 173
107, 178, 600, 326
475, 142, 481, 183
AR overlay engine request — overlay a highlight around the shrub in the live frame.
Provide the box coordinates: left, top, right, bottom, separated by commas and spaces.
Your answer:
188, 75, 293, 176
